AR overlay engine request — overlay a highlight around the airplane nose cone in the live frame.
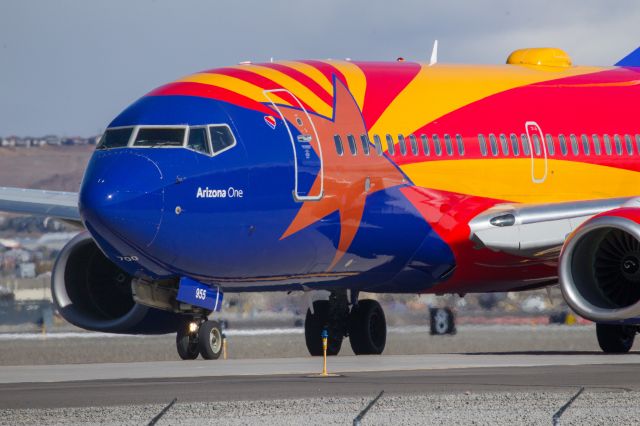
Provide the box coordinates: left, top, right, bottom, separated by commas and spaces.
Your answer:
79, 151, 164, 248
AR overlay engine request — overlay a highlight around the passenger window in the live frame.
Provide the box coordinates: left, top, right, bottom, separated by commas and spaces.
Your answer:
636, 135, 640, 155
187, 127, 211, 155
347, 134, 358, 155
532, 134, 542, 155
614, 135, 623, 155
456, 134, 465, 155
432, 134, 442, 156
489, 134, 498, 156
510, 134, 519, 156
135, 127, 186, 147
409, 134, 419, 155
385, 134, 395, 155
98, 127, 134, 150
570, 134, 579, 156
478, 134, 487, 157
333, 134, 344, 156
521, 134, 531, 156
545, 134, 555, 156
208, 125, 236, 154
373, 134, 383, 156
592, 134, 601, 155
360, 134, 370, 156
581, 134, 590, 156
558, 134, 567, 156
421, 134, 430, 156
444, 134, 453, 156
604, 135, 612, 155
398, 134, 407, 156
499, 134, 509, 156
625, 134, 634, 155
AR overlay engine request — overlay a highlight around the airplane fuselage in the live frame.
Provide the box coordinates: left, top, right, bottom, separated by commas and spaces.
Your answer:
79, 57, 640, 295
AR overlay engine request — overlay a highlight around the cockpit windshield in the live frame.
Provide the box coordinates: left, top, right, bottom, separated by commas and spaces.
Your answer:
97, 124, 236, 156
133, 128, 186, 147
97, 127, 134, 150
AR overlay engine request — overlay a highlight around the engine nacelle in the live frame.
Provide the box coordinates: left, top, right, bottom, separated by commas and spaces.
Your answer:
559, 208, 640, 322
52, 231, 181, 334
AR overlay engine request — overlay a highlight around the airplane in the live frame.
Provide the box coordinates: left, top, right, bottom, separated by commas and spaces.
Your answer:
2, 45, 640, 360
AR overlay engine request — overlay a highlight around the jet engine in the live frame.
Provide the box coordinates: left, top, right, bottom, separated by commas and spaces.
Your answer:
559, 209, 640, 322
51, 231, 180, 334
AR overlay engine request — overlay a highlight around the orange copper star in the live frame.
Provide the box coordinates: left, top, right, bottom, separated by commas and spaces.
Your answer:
277, 79, 407, 270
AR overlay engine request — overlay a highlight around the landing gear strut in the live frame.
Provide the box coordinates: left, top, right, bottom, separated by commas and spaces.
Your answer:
176, 318, 223, 360
304, 291, 387, 356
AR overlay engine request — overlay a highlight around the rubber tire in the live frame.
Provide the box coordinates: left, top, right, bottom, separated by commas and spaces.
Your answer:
430, 307, 456, 335
596, 323, 636, 353
176, 322, 199, 360
305, 300, 343, 356
198, 320, 223, 360
349, 299, 386, 355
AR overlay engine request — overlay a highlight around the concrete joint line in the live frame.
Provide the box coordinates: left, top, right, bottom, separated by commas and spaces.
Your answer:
552, 387, 585, 426
148, 397, 178, 426
353, 390, 384, 426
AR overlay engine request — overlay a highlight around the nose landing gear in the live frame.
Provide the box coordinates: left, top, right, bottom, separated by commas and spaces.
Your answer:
176, 318, 224, 360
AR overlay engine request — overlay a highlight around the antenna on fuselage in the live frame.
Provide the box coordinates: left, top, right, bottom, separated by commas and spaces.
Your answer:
429, 40, 438, 66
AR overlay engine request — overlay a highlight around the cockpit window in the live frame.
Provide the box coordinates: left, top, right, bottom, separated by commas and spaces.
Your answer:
133, 127, 186, 147
97, 124, 236, 157
97, 127, 133, 149
209, 125, 236, 154
187, 127, 211, 155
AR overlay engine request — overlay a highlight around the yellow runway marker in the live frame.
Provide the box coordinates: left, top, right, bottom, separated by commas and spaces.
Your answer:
308, 329, 340, 378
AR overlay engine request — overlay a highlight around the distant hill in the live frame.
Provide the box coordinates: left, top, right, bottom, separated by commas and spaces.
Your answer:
0, 146, 94, 192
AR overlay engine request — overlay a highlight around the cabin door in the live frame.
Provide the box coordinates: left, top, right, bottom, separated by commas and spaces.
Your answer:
525, 121, 548, 184
264, 89, 324, 201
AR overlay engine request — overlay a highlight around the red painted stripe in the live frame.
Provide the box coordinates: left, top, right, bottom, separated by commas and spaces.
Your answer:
202, 67, 317, 114
260, 63, 333, 106
392, 68, 640, 173
299, 60, 347, 88
353, 61, 422, 130
147, 82, 275, 116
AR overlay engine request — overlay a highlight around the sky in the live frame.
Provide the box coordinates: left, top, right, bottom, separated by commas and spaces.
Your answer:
1, 0, 640, 136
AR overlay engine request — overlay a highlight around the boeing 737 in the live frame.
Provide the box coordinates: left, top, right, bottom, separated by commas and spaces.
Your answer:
2, 46, 640, 359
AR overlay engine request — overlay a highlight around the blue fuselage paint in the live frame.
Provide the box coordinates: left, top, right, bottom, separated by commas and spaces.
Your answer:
79, 95, 455, 293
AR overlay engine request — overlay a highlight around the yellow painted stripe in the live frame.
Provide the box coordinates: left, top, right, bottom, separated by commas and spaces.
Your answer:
230, 65, 332, 118
178, 73, 292, 106
278, 61, 333, 95
372, 64, 605, 140
401, 158, 640, 203
321, 60, 367, 111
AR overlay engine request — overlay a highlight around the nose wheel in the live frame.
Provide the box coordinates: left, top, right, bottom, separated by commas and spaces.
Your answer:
176, 319, 224, 360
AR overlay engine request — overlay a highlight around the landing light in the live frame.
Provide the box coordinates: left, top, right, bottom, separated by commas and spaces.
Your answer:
490, 214, 516, 227
188, 322, 198, 333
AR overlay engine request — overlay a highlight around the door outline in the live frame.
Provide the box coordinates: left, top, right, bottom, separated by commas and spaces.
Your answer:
525, 121, 548, 184
264, 89, 324, 201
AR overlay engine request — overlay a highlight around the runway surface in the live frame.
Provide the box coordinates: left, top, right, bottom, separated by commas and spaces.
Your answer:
1, 353, 639, 408
2, 326, 640, 424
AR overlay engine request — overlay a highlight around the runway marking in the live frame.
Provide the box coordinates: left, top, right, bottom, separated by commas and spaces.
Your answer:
552, 387, 585, 425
